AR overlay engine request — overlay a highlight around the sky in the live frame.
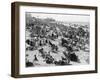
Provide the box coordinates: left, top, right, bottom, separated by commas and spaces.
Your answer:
26, 12, 90, 23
